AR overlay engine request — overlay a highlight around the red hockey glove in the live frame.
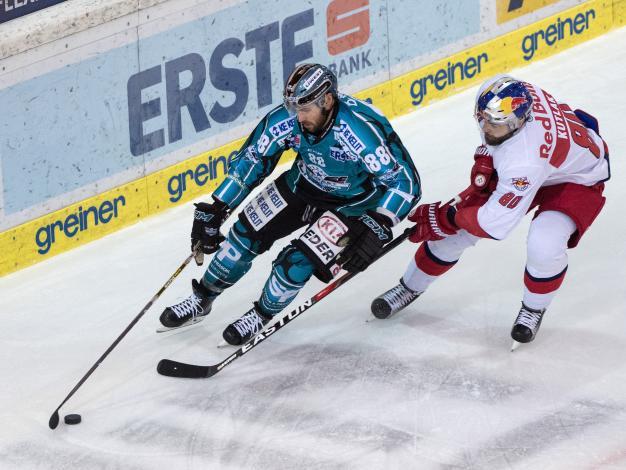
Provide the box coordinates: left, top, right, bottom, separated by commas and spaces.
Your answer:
408, 202, 458, 243
471, 145, 495, 191
456, 146, 498, 209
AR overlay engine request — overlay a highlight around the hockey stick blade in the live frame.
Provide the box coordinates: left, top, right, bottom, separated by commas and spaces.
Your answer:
157, 359, 216, 378
157, 228, 411, 379
49, 411, 60, 430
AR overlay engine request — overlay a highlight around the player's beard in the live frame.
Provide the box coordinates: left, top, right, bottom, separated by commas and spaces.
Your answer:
311, 106, 333, 136
484, 131, 514, 146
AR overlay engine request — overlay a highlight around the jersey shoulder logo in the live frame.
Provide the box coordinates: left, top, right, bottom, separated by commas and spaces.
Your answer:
269, 117, 296, 139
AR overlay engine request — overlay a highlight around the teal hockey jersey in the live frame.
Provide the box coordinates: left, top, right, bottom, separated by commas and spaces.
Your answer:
213, 94, 421, 224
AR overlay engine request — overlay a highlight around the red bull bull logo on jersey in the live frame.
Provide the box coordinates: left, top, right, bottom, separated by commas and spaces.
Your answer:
511, 176, 531, 191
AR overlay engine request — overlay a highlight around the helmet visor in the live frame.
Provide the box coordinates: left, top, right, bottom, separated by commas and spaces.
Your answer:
284, 93, 325, 115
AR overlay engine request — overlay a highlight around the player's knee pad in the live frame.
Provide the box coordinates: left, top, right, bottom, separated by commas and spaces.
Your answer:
526, 211, 574, 274
273, 245, 315, 286
257, 246, 314, 315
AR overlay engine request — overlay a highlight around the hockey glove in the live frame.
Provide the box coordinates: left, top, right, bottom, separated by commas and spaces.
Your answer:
408, 202, 458, 243
456, 146, 498, 209
191, 199, 229, 255
471, 146, 495, 191
340, 211, 393, 272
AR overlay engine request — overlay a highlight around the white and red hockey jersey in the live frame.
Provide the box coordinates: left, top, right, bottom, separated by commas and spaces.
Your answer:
459, 81, 609, 240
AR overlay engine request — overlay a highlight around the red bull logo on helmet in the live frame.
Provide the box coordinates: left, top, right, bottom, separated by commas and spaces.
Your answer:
501, 96, 528, 115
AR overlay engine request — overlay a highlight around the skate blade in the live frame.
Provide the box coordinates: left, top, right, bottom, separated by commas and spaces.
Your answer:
156, 316, 206, 333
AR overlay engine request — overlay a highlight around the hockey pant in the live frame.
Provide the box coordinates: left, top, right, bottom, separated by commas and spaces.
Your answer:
402, 210, 577, 311
201, 175, 351, 317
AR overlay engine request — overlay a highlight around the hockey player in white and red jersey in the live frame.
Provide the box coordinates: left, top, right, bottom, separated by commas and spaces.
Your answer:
371, 74, 610, 348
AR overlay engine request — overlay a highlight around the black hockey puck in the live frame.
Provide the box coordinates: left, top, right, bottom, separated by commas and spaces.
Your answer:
64, 414, 82, 425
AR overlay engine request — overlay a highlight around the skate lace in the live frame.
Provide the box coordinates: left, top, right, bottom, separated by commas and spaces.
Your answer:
515, 307, 543, 331
170, 294, 203, 319
383, 284, 418, 311
233, 310, 265, 337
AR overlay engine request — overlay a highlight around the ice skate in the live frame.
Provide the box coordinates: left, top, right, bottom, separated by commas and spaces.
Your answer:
370, 279, 421, 319
510, 303, 546, 350
158, 279, 218, 332
222, 304, 271, 346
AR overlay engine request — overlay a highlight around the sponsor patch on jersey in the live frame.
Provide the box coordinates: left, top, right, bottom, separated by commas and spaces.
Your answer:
511, 176, 531, 191
337, 120, 365, 154
329, 146, 357, 162
269, 117, 296, 138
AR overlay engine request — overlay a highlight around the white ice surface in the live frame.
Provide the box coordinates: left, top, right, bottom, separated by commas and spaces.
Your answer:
1, 28, 626, 470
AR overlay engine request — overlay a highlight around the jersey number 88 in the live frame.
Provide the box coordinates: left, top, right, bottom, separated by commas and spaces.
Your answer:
363, 146, 392, 172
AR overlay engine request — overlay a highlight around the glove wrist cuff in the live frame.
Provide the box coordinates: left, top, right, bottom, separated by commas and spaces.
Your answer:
444, 205, 458, 231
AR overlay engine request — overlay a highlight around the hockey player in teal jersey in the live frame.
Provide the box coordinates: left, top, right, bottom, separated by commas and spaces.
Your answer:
160, 63, 421, 345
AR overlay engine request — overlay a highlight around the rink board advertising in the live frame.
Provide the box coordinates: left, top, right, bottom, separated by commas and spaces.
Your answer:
0, 0, 67, 24
0, 0, 622, 276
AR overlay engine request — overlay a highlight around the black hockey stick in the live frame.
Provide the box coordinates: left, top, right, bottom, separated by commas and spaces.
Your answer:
48, 244, 200, 429
156, 227, 412, 379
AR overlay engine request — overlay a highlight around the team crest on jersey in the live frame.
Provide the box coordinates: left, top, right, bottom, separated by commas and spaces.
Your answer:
511, 176, 531, 191
298, 161, 351, 191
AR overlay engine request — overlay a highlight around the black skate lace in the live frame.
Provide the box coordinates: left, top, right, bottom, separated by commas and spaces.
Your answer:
515, 307, 543, 331
383, 284, 418, 312
233, 310, 265, 337
170, 294, 203, 319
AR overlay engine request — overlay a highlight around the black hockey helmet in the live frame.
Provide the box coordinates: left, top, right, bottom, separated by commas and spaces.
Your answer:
283, 63, 338, 113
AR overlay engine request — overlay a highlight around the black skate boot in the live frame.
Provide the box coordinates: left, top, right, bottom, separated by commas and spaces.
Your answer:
510, 303, 546, 345
159, 279, 218, 329
222, 303, 272, 346
370, 279, 421, 319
